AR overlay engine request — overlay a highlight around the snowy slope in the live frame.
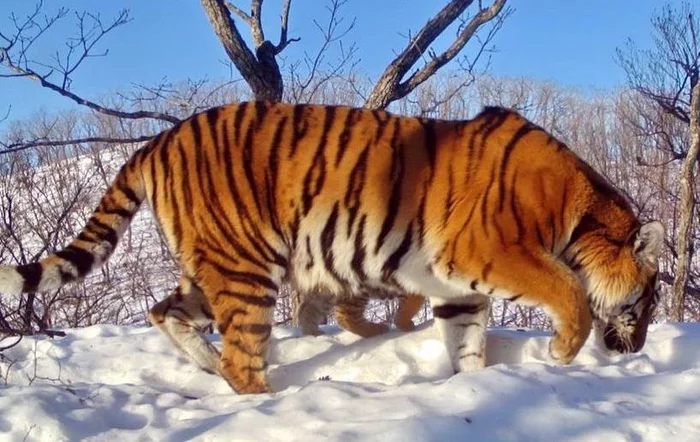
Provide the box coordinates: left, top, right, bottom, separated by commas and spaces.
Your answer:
1, 322, 700, 441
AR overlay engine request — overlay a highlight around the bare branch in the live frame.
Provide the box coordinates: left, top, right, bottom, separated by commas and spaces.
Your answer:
202, 0, 283, 100
226, 2, 252, 23
401, 1, 509, 97
1, 134, 153, 155
365, 0, 510, 110
275, 0, 299, 54
286, 0, 358, 103
250, 0, 266, 48
0, 5, 181, 124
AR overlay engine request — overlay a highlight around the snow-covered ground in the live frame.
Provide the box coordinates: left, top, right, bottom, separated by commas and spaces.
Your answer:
1, 321, 699, 441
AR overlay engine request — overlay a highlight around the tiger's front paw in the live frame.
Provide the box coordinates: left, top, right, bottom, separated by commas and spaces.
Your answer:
548, 331, 583, 365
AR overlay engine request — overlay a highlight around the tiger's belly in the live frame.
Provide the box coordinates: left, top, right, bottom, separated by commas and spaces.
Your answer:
288, 221, 466, 301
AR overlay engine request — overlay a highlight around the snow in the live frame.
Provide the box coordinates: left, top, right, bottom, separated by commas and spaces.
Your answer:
2, 322, 700, 441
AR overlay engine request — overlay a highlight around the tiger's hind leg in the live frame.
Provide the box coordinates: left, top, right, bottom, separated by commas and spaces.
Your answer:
431, 294, 490, 373
197, 260, 280, 394
148, 277, 220, 374
394, 294, 425, 332
335, 293, 390, 338
295, 291, 334, 336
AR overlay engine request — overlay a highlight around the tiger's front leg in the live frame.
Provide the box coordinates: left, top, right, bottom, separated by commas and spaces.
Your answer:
431, 294, 490, 373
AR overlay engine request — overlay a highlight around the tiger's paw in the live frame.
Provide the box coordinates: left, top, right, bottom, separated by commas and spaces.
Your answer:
548, 331, 581, 365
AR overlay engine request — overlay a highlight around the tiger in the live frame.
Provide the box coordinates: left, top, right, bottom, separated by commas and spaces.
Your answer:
0, 101, 664, 395
294, 289, 426, 338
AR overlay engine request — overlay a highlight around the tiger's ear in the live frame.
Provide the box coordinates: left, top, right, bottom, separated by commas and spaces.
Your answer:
633, 221, 665, 269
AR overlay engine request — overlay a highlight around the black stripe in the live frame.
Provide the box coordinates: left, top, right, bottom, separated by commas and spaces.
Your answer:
382, 222, 413, 280
233, 102, 249, 145
289, 104, 309, 158
88, 218, 119, 248
416, 182, 429, 246
371, 110, 390, 143
217, 290, 276, 307
320, 202, 345, 284
55, 244, 94, 277
116, 179, 139, 205
252, 101, 268, 130
375, 119, 404, 253
169, 154, 184, 253
480, 165, 497, 238
289, 209, 301, 250
481, 262, 493, 282
456, 322, 481, 329
77, 230, 98, 244
101, 207, 133, 219
509, 170, 524, 243
223, 338, 263, 357
507, 294, 522, 302
548, 212, 557, 251
16, 263, 43, 293
267, 116, 287, 227
351, 215, 368, 280
535, 223, 547, 250
444, 163, 455, 228
459, 351, 483, 359
305, 235, 314, 270
191, 113, 204, 146
149, 144, 160, 215
479, 109, 510, 144
242, 121, 264, 216
335, 108, 358, 166
217, 308, 249, 332
497, 124, 534, 212
200, 237, 243, 267
203, 257, 277, 291
421, 119, 437, 170
302, 106, 335, 215
344, 144, 369, 234
433, 303, 487, 319
568, 214, 604, 246
158, 129, 172, 208
232, 323, 272, 339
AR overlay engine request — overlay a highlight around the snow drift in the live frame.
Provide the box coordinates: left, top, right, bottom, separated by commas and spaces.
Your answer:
1, 321, 699, 441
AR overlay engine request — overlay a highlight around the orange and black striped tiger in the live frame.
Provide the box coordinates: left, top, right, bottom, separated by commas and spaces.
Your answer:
0, 101, 664, 394
295, 289, 426, 338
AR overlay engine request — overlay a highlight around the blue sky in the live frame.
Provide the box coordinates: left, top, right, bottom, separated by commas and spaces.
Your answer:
0, 0, 680, 127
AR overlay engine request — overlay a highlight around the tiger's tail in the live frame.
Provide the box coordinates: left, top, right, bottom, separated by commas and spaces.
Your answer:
0, 148, 148, 295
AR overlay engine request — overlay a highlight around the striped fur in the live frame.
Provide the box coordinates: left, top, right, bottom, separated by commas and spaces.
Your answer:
0, 102, 664, 394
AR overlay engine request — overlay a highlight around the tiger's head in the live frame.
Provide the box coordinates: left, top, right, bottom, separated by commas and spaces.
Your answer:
573, 220, 665, 355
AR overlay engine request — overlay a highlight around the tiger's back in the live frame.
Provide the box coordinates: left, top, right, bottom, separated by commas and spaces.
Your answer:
0, 101, 664, 394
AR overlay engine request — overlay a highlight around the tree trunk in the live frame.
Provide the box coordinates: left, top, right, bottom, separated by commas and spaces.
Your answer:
200, 0, 283, 101
670, 80, 700, 321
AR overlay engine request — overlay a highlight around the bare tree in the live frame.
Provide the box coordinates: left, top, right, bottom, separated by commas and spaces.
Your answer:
365, 0, 509, 109
1, 0, 512, 332
617, 2, 700, 321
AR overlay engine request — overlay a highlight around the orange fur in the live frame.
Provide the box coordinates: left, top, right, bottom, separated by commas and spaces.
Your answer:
0, 102, 664, 394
